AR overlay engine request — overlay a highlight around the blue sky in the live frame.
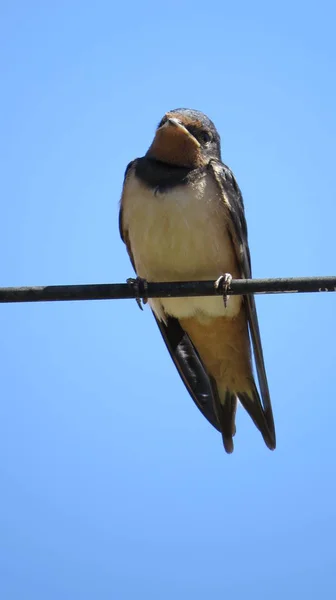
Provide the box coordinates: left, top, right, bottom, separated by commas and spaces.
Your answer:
1, 1, 336, 598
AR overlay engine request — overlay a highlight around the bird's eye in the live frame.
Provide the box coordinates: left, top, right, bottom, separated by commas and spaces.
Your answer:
199, 130, 212, 145
158, 116, 167, 128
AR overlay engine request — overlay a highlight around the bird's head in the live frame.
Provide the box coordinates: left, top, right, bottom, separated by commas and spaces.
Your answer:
146, 108, 221, 169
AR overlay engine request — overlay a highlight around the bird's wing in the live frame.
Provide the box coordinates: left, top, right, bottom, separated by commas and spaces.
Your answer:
209, 160, 276, 445
153, 314, 220, 431
119, 161, 220, 432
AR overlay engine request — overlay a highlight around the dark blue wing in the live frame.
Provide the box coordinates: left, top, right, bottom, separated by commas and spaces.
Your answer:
209, 160, 276, 445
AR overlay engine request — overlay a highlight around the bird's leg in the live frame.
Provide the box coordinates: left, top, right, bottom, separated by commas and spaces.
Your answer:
214, 273, 233, 308
126, 276, 149, 311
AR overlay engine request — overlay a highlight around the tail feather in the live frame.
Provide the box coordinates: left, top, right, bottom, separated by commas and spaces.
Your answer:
178, 312, 276, 453
211, 378, 237, 454
211, 378, 276, 454
237, 382, 276, 451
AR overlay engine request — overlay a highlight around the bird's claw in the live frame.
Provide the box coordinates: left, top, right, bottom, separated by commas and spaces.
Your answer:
126, 277, 149, 311
215, 273, 233, 308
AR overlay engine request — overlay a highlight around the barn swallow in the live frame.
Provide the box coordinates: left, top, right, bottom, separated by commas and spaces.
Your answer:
119, 108, 276, 453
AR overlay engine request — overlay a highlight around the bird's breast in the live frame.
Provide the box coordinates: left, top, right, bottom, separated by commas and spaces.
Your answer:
121, 169, 242, 320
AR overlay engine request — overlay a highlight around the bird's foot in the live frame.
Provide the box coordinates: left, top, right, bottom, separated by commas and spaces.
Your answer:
126, 277, 149, 311
215, 273, 233, 308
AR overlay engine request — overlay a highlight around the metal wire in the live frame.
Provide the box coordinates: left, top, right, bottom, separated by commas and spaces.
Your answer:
0, 276, 335, 304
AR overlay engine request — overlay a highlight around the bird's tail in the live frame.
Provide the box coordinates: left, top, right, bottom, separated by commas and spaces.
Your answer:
213, 378, 276, 453
179, 311, 276, 453
211, 382, 237, 453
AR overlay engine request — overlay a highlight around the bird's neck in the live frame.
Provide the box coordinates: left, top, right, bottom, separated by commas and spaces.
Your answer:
134, 157, 205, 192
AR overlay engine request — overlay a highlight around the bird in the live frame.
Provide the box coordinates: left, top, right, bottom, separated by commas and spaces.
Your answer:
119, 108, 276, 453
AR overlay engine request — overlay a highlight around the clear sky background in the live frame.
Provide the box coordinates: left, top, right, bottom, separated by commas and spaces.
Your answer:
1, 1, 335, 598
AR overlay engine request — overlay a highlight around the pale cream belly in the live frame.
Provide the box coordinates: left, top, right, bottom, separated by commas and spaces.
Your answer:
121, 170, 242, 321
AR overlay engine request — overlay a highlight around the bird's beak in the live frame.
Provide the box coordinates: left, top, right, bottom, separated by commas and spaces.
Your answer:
146, 115, 203, 168
159, 117, 201, 147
